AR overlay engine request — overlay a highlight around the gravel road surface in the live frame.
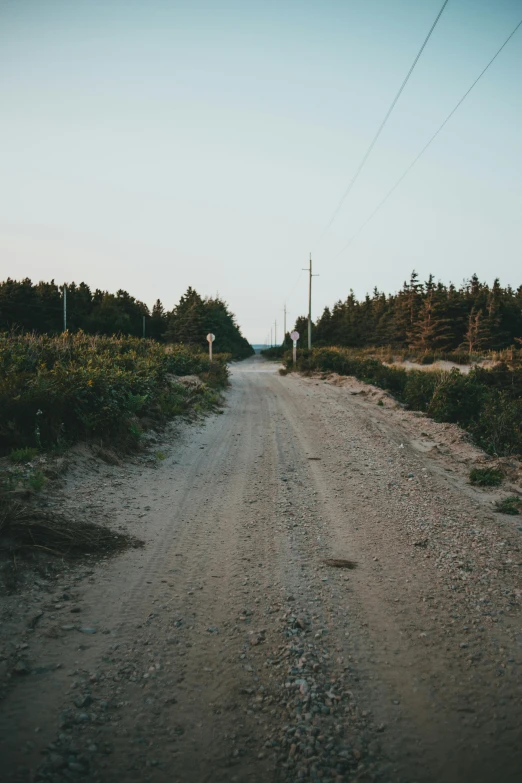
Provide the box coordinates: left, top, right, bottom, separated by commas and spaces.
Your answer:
1, 355, 521, 783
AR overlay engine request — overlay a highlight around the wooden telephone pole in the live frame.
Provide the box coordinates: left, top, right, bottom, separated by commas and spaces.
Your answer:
303, 254, 318, 349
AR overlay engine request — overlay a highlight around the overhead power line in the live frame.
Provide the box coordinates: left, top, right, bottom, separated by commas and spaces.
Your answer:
333, 16, 522, 260
283, 271, 305, 306
319, 0, 450, 241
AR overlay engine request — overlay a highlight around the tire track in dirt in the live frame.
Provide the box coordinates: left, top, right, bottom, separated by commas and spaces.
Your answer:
271, 370, 522, 782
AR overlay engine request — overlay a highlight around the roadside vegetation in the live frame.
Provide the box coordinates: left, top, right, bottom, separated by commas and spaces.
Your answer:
262, 342, 515, 366
0, 332, 229, 565
269, 272, 522, 458
469, 467, 504, 487
494, 497, 522, 516
285, 346, 522, 458
290, 272, 522, 356
0, 332, 228, 455
0, 279, 254, 359
261, 345, 287, 360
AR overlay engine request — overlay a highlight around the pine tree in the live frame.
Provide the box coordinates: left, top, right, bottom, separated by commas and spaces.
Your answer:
166, 287, 206, 347
408, 290, 453, 353
406, 271, 424, 327
460, 308, 491, 354
293, 316, 310, 347
150, 299, 168, 341
315, 307, 333, 345
387, 271, 424, 346
484, 279, 510, 349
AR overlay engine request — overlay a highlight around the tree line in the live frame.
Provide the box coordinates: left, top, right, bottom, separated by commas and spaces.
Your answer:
0, 278, 253, 359
293, 272, 522, 354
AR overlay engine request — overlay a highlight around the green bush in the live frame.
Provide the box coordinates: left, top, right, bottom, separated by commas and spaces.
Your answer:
471, 391, 522, 456
9, 447, 39, 464
261, 346, 287, 360
403, 371, 439, 412
0, 332, 229, 454
27, 471, 47, 491
469, 467, 503, 487
427, 369, 486, 426
494, 497, 521, 515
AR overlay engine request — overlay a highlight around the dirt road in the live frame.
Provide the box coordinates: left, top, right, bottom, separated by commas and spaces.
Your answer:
1, 355, 521, 782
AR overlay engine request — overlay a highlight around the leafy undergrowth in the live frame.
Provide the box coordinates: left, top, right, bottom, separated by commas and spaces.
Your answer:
329, 345, 509, 366
286, 347, 522, 457
469, 467, 504, 487
261, 345, 287, 360
494, 496, 522, 516
263, 343, 512, 366
0, 332, 229, 576
0, 331, 229, 455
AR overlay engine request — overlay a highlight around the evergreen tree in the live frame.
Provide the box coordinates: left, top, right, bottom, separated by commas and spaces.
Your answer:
165, 287, 206, 346
484, 279, 510, 349
293, 316, 310, 347
66, 282, 93, 332
34, 280, 62, 332
460, 308, 491, 354
86, 292, 133, 335
407, 291, 453, 353
149, 299, 168, 341
164, 289, 253, 359
315, 306, 333, 345
204, 296, 252, 358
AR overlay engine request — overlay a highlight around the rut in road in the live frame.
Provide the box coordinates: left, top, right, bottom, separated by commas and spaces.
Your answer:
1, 354, 521, 783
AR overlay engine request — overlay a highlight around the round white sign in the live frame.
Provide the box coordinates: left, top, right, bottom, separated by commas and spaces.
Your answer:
206, 333, 215, 343
290, 330, 300, 341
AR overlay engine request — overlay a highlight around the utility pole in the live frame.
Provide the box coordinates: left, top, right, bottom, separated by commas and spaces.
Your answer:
308, 253, 312, 351
270, 327, 272, 347
63, 284, 67, 332
274, 320, 277, 347
283, 303, 287, 345
142, 315, 146, 338
302, 254, 318, 349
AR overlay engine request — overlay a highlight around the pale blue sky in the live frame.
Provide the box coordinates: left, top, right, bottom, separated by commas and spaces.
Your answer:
1, 0, 520, 342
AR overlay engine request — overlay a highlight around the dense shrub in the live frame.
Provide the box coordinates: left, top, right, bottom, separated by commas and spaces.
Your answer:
469, 467, 503, 487
495, 497, 521, 515
402, 371, 439, 411
287, 347, 522, 456
261, 345, 291, 360
0, 332, 229, 454
471, 391, 522, 456
426, 370, 486, 426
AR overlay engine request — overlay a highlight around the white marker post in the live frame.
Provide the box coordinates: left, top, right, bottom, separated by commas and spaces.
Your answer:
290, 330, 300, 366
206, 333, 215, 361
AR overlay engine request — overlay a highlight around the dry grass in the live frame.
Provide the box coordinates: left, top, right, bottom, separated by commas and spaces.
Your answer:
0, 500, 141, 557
92, 446, 121, 465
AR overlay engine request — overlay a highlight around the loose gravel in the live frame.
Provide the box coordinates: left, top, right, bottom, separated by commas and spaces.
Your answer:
1, 356, 521, 783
